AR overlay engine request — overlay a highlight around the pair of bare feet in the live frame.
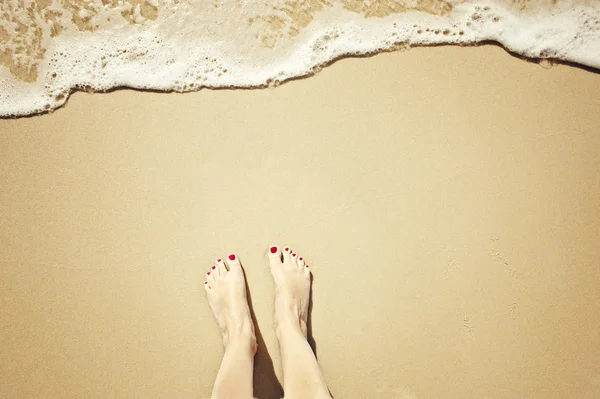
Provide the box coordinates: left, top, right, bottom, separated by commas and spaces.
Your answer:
203, 246, 330, 399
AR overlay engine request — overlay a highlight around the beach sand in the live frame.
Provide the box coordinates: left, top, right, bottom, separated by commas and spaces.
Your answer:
1, 45, 599, 398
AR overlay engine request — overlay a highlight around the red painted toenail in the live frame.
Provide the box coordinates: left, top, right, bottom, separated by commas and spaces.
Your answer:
306, 265, 309, 268
299, 257, 303, 261
284, 247, 289, 251
204, 281, 208, 284
207, 272, 210, 275
228, 254, 236, 261
217, 259, 222, 262
270, 246, 277, 253
292, 253, 296, 257
212, 266, 216, 270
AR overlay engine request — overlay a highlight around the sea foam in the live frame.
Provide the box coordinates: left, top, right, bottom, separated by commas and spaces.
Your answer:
1, 0, 598, 117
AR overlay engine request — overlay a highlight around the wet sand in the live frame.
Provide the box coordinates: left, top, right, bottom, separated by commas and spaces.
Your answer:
1, 46, 599, 398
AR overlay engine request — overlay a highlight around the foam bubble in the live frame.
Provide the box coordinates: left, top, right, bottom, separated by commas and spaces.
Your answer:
0, 0, 598, 117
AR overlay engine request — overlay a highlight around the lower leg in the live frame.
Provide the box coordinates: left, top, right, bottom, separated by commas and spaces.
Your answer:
205, 255, 257, 399
277, 309, 330, 398
268, 246, 331, 399
211, 327, 255, 399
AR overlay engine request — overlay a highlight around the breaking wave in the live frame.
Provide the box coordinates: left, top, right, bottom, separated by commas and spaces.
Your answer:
1, 0, 598, 117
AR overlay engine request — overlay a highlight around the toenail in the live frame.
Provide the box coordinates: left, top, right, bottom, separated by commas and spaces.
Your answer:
228, 254, 236, 261
217, 259, 222, 262
207, 272, 210, 275
299, 257, 303, 261
306, 265, 309, 268
270, 246, 277, 254
204, 281, 207, 284
212, 266, 216, 270
284, 247, 289, 251
292, 253, 296, 257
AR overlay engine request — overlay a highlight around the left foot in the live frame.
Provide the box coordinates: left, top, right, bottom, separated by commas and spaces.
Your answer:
204, 254, 257, 353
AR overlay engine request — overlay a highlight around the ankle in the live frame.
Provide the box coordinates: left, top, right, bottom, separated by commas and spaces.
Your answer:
275, 311, 306, 340
224, 318, 256, 352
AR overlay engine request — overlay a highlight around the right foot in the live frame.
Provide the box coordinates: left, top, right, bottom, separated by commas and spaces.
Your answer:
204, 254, 257, 353
268, 246, 311, 337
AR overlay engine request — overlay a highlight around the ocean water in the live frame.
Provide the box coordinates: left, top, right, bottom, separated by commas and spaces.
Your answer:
1, 0, 598, 117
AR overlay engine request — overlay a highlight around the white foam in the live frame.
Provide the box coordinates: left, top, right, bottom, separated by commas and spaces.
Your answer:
0, 0, 598, 117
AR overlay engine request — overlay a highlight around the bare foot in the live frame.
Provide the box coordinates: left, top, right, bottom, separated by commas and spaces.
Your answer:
268, 246, 311, 337
204, 254, 257, 353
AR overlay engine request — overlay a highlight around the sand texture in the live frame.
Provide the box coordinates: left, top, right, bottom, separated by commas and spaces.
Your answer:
1, 46, 600, 398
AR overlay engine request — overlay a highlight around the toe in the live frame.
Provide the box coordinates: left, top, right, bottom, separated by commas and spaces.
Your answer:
304, 264, 311, 277
225, 253, 242, 272
210, 264, 218, 276
204, 281, 211, 291
216, 258, 227, 275
207, 270, 215, 285
282, 247, 291, 262
268, 246, 282, 267
297, 256, 305, 269
290, 252, 298, 265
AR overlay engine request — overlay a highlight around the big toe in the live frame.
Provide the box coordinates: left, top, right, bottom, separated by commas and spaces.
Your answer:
225, 253, 242, 272
268, 245, 282, 267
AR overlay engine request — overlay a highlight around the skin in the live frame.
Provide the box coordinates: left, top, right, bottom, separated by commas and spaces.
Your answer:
204, 246, 331, 399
